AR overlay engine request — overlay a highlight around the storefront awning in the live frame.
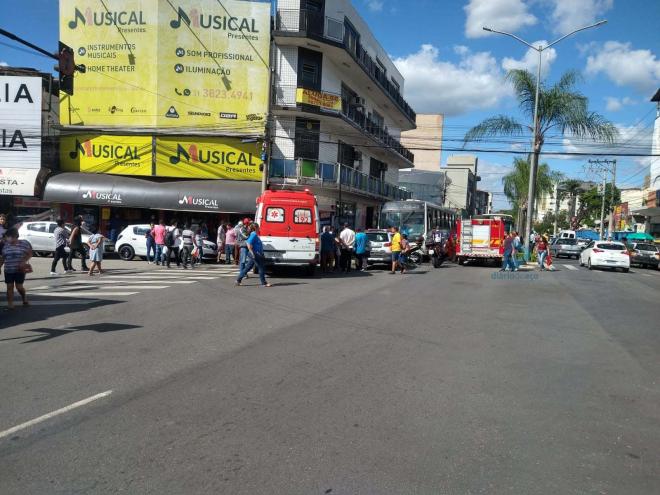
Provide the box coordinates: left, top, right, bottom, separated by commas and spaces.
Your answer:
42, 173, 260, 214
632, 207, 660, 217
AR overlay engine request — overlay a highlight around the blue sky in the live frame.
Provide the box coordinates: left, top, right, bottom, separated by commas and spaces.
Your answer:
1, 0, 659, 209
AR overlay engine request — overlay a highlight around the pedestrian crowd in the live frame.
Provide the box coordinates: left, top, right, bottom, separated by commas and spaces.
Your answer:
500, 230, 552, 272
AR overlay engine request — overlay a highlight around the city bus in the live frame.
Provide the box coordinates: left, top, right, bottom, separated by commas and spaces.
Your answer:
379, 200, 458, 254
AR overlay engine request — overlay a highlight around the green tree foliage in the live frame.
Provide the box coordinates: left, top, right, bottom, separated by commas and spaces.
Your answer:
502, 157, 560, 227
534, 210, 570, 234
575, 184, 621, 227
464, 70, 618, 151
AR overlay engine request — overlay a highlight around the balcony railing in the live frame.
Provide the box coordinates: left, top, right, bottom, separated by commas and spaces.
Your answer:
269, 158, 412, 201
272, 85, 414, 164
274, 8, 417, 125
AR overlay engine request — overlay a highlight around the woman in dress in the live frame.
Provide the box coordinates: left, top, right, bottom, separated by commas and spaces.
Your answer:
1, 228, 32, 310
87, 227, 105, 276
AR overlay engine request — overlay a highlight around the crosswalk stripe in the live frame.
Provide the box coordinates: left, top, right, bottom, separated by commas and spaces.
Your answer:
28, 291, 139, 297
41, 285, 171, 290
100, 275, 217, 280
563, 264, 579, 271
63, 279, 196, 285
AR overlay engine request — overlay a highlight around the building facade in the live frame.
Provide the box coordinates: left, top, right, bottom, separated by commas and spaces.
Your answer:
271, 0, 415, 229
442, 155, 478, 216
398, 170, 447, 205
400, 114, 443, 171
475, 190, 492, 215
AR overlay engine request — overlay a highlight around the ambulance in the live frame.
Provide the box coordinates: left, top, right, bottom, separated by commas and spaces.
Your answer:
254, 189, 320, 273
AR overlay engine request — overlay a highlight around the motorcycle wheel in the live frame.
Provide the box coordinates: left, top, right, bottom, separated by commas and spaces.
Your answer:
409, 252, 422, 265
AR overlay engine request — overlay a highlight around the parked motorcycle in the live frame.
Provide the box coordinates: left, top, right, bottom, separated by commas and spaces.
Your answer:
429, 242, 447, 268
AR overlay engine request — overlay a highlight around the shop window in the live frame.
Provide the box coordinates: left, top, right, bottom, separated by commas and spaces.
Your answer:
294, 208, 313, 224
266, 207, 285, 223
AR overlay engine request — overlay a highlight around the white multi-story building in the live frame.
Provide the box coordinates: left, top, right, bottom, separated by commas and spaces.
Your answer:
271, 0, 416, 228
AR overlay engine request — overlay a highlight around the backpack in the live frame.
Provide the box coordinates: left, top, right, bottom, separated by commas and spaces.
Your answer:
165, 229, 175, 247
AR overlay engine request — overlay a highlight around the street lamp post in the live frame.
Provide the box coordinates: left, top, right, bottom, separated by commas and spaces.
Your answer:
483, 20, 606, 259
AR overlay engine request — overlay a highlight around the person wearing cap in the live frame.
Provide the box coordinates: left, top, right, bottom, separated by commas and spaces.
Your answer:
235, 218, 252, 274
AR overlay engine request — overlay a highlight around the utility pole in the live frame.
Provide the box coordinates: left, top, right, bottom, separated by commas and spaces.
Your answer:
588, 158, 617, 239
598, 178, 607, 239
607, 159, 617, 238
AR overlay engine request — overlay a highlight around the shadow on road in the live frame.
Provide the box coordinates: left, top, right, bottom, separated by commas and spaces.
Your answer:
0, 322, 141, 343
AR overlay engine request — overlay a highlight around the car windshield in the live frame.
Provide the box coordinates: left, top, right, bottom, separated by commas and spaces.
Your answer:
367, 232, 389, 243
635, 243, 658, 252
597, 243, 624, 250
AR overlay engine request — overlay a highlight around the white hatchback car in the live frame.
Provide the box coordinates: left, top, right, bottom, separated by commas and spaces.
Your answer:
17, 221, 115, 256
579, 240, 630, 272
115, 224, 217, 261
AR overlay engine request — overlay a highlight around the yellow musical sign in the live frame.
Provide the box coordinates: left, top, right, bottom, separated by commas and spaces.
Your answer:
60, 134, 153, 175
59, 0, 270, 133
155, 136, 263, 180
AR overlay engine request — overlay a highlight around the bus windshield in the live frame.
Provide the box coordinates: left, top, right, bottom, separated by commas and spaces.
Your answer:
380, 210, 425, 240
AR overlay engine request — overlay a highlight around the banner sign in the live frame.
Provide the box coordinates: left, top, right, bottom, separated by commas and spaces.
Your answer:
296, 88, 342, 112
0, 168, 40, 196
1, 76, 42, 195
59, 0, 270, 133
156, 136, 263, 180
60, 134, 153, 175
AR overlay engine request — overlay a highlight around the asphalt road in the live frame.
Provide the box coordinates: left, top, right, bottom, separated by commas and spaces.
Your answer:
1, 256, 659, 494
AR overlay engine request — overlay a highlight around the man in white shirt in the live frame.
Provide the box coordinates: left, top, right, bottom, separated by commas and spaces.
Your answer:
339, 223, 356, 272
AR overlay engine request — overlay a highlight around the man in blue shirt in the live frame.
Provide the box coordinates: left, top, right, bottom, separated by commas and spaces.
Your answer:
235, 223, 271, 287
320, 226, 336, 273
354, 228, 369, 271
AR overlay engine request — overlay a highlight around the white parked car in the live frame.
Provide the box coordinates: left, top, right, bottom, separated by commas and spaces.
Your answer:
17, 221, 115, 256
579, 240, 630, 272
115, 224, 217, 261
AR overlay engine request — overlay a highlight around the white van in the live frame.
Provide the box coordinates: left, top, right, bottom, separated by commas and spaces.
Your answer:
558, 230, 577, 240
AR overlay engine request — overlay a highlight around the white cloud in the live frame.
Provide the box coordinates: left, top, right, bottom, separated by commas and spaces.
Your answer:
0, 61, 8, 67
501, 42, 557, 77
604, 96, 635, 112
394, 44, 512, 116
366, 0, 383, 12
475, 160, 515, 209
549, 0, 612, 36
561, 123, 652, 162
586, 41, 660, 94
464, 0, 537, 39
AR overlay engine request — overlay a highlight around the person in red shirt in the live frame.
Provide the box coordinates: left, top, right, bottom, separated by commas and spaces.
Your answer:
536, 236, 549, 270
151, 219, 167, 266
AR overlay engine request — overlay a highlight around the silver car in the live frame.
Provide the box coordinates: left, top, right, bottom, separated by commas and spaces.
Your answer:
550, 238, 582, 259
366, 229, 393, 266
17, 221, 115, 256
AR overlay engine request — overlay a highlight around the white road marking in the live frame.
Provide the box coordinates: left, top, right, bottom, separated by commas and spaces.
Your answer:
63, 280, 196, 285
27, 291, 139, 297
564, 264, 579, 271
0, 390, 113, 440
101, 275, 216, 280
48, 285, 170, 290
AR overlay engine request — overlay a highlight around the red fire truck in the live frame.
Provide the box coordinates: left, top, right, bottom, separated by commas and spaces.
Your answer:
456, 214, 514, 265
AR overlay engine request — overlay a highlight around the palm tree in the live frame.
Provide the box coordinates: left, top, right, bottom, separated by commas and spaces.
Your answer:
465, 69, 618, 229
502, 157, 559, 230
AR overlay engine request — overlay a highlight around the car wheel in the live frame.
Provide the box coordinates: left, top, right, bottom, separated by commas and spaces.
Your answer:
458, 257, 465, 266
588, 258, 593, 270
118, 245, 135, 261
622, 268, 629, 273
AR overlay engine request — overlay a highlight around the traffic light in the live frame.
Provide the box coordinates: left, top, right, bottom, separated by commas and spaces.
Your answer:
58, 41, 75, 95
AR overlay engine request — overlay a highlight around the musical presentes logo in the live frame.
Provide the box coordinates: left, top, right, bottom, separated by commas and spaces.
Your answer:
68, 7, 146, 29
169, 7, 259, 32
178, 195, 219, 209
81, 190, 123, 203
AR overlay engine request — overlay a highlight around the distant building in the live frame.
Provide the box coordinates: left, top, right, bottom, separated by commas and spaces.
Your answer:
398, 169, 448, 205
442, 155, 479, 216
475, 190, 492, 215
400, 114, 443, 171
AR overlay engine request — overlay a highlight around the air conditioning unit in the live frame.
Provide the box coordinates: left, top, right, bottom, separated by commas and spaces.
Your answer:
351, 96, 366, 107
